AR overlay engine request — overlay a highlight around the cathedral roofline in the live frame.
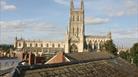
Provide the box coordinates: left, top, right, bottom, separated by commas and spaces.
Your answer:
85, 35, 108, 39
16, 39, 65, 43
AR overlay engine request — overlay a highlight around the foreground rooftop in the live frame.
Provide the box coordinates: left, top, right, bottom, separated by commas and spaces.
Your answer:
12, 52, 138, 77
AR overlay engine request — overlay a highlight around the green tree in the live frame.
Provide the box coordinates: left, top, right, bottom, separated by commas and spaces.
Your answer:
0, 44, 14, 52
104, 40, 118, 55
119, 50, 131, 62
130, 43, 138, 66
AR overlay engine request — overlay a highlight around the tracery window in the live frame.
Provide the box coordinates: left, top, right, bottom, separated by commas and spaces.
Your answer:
72, 16, 75, 21
41, 44, 43, 47
73, 27, 74, 34
52, 44, 55, 48
58, 44, 60, 48
35, 44, 38, 47
77, 16, 79, 21
46, 44, 49, 47
30, 43, 32, 47
19, 43, 21, 47
77, 27, 79, 35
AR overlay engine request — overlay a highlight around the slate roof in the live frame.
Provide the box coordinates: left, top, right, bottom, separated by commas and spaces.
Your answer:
85, 35, 108, 39
12, 52, 138, 77
65, 51, 115, 62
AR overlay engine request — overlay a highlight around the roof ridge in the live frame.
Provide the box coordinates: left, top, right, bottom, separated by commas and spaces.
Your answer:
16, 56, 116, 71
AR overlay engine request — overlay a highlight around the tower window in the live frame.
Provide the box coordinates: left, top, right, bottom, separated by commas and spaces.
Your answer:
77, 27, 79, 35
72, 16, 75, 21
77, 16, 79, 21
73, 27, 74, 34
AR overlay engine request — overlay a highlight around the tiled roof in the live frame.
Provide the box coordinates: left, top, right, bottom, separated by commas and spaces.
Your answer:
65, 51, 115, 62
13, 57, 138, 77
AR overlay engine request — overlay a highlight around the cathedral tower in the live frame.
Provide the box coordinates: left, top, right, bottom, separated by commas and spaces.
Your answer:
65, 0, 85, 53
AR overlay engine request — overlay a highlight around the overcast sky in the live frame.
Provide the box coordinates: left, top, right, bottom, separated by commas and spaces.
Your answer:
0, 0, 138, 48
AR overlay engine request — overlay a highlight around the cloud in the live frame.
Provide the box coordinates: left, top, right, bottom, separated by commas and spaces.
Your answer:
114, 29, 138, 35
54, 0, 68, 5
109, 27, 138, 48
109, 11, 125, 17
104, 0, 138, 16
0, 20, 66, 44
111, 27, 138, 39
124, 0, 138, 15
85, 17, 110, 25
0, 21, 28, 31
0, 0, 16, 11
53, 0, 138, 17
114, 38, 138, 48
0, 20, 65, 34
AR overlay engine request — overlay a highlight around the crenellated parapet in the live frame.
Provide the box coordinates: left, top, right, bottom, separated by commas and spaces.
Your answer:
85, 35, 111, 43
14, 38, 65, 50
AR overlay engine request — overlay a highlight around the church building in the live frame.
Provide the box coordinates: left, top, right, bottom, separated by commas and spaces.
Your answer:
14, 0, 112, 53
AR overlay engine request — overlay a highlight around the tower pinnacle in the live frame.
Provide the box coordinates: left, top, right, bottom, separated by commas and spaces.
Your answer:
108, 32, 112, 39
80, 0, 84, 10
70, 0, 74, 11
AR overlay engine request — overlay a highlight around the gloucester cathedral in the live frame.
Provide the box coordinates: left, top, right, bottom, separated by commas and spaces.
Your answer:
14, 0, 112, 53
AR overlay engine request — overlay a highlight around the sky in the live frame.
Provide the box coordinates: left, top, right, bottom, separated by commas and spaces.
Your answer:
0, 0, 138, 48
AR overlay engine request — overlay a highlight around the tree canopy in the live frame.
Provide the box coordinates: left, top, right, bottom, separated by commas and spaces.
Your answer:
119, 50, 131, 63
0, 44, 14, 52
130, 43, 138, 66
119, 42, 138, 66
104, 40, 118, 55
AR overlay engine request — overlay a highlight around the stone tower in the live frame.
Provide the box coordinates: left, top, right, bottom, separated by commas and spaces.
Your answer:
65, 0, 84, 53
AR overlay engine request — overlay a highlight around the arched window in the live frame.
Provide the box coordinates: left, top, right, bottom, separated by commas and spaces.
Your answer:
52, 44, 55, 48
77, 16, 79, 21
30, 43, 32, 47
94, 42, 98, 50
46, 44, 49, 47
24, 43, 27, 47
41, 44, 43, 47
58, 44, 60, 48
19, 43, 21, 47
88, 41, 92, 52
35, 44, 38, 47
73, 27, 74, 34
70, 44, 78, 53
72, 16, 75, 21
77, 27, 79, 35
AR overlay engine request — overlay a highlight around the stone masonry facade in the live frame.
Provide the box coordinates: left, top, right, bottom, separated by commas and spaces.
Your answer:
14, 0, 111, 53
